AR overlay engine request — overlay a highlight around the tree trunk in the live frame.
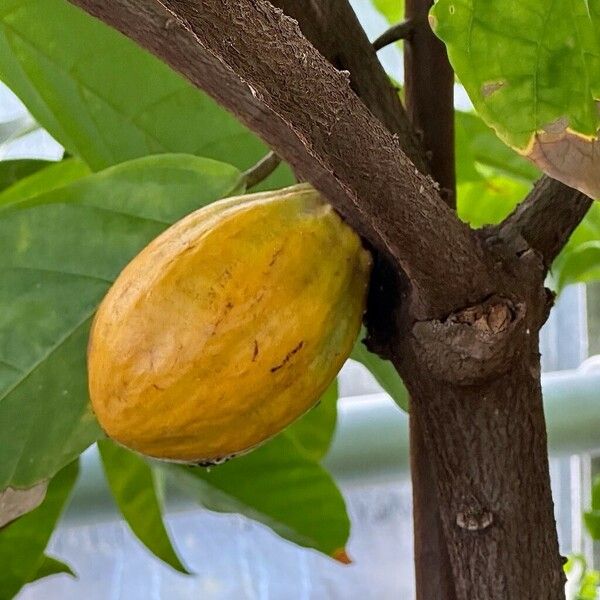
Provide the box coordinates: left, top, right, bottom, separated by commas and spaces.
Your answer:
410, 412, 457, 599
394, 274, 566, 598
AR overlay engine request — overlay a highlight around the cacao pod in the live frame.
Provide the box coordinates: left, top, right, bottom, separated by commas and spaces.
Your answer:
88, 184, 371, 463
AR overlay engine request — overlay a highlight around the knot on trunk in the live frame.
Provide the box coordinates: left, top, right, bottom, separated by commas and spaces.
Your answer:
456, 508, 494, 532
411, 296, 526, 385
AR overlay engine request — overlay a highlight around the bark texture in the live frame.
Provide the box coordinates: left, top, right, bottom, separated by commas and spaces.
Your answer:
271, 0, 427, 172
495, 176, 593, 266
404, 0, 455, 203
65, 1, 595, 598
394, 256, 564, 598
398, 331, 565, 598
403, 1, 458, 596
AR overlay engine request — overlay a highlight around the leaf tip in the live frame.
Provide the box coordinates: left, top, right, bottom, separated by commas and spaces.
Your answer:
332, 548, 352, 564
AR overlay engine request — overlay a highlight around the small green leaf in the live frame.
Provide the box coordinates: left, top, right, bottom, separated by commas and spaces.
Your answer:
351, 329, 408, 411
372, 0, 404, 23
26, 555, 75, 584
168, 433, 349, 558
457, 177, 529, 228
0, 158, 90, 207
592, 475, 600, 510
0, 155, 242, 492
584, 510, 600, 540
98, 440, 190, 574
284, 379, 338, 461
555, 242, 600, 291
0, 460, 78, 600
0, 159, 50, 193
583, 477, 600, 540
551, 204, 600, 290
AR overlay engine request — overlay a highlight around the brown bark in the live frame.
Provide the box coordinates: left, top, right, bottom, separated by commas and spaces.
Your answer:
64, 1, 594, 598
494, 176, 592, 267
395, 292, 566, 598
410, 412, 457, 600
404, 0, 457, 597
404, 0, 455, 204
270, 0, 427, 172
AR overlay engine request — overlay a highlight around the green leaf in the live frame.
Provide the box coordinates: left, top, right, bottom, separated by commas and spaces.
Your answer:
583, 477, 600, 540
0, 154, 242, 491
351, 329, 408, 411
372, 0, 404, 23
0, 460, 78, 600
26, 555, 75, 584
554, 242, 600, 290
455, 111, 540, 184
0, 0, 291, 189
592, 475, 600, 510
98, 440, 190, 574
551, 204, 600, 290
0, 157, 90, 207
584, 510, 600, 540
565, 554, 600, 600
0, 159, 49, 192
169, 431, 349, 558
457, 176, 530, 228
284, 379, 338, 461
431, 0, 600, 197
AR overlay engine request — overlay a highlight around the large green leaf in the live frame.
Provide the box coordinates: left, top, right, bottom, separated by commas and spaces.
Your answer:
351, 329, 408, 411
0, 0, 292, 188
284, 379, 338, 461
0, 154, 242, 491
168, 431, 350, 558
162, 376, 345, 558
98, 440, 189, 574
431, 0, 600, 197
0, 460, 78, 600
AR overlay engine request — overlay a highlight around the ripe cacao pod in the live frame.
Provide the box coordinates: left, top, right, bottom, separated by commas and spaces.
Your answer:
88, 184, 371, 463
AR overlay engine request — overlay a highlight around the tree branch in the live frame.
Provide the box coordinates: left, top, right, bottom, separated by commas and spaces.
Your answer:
373, 19, 419, 51
243, 150, 281, 189
404, 5, 455, 205
493, 177, 592, 269
271, 0, 428, 173
67, 0, 496, 319
404, 0, 457, 597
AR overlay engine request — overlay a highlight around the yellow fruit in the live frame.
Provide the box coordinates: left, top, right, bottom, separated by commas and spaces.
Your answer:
87, 184, 371, 463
